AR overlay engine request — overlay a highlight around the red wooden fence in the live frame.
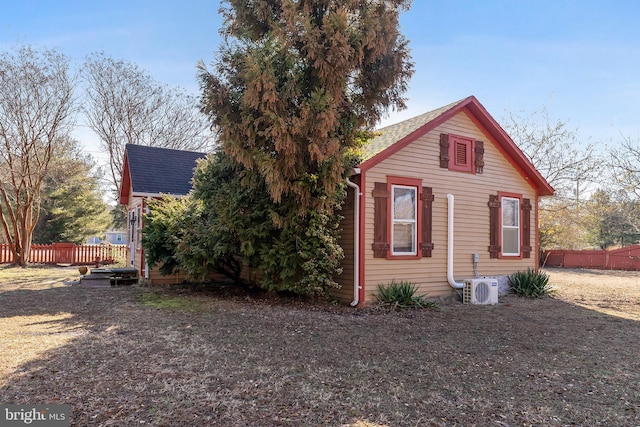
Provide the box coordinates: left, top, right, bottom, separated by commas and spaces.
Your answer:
543, 245, 640, 271
0, 243, 128, 265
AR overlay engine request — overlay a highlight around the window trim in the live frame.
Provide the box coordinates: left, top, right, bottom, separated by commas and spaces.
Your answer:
498, 192, 523, 258
387, 176, 422, 260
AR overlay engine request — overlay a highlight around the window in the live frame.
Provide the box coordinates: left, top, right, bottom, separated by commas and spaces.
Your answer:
391, 185, 417, 255
372, 177, 434, 259
488, 193, 531, 259
501, 197, 520, 256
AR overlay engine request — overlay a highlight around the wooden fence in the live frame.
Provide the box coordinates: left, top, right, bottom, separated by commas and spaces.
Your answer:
0, 243, 128, 266
543, 245, 640, 271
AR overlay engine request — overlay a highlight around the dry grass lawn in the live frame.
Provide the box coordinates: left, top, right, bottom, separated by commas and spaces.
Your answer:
0, 265, 639, 426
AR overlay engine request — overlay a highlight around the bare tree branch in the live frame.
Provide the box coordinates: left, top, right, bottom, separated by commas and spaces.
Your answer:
0, 45, 76, 265
503, 108, 602, 199
81, 53, 216, 195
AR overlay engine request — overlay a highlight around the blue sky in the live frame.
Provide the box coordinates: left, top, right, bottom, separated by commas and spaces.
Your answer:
2, 1, 640, 159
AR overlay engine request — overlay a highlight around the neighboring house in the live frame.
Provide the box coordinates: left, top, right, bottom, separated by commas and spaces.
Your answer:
105, 230, 127, 245
85, 231, 126, 245
333, 96, 554, 306
118, 144, 207, 284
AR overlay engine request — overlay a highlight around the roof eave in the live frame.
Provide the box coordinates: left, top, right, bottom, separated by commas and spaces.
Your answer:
464, 100, 555, 196
359, 96, 475, 172
359, 96, 555, 197
118, 151, 131, 205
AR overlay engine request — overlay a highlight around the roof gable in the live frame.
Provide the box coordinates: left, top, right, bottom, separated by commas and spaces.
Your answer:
118, 144, 207, 204
359, 96, 554, 196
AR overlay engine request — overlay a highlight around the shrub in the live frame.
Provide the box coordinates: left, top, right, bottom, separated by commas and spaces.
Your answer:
375, 280, 434, 309
508, 268, 553, 298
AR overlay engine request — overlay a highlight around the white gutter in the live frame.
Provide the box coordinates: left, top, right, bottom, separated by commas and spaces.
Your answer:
447, 194, 465, 289
345, 168, 362, 306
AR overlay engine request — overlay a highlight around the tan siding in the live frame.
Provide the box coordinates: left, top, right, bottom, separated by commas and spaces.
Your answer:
361, 111, 538, 303
333, 186, 356, 303
147, 268, 188, 285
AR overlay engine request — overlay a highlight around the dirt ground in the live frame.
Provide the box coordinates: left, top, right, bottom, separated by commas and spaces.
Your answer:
0, 266, 639, 426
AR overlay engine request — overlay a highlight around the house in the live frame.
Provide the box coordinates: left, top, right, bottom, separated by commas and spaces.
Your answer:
118, 144, 207, 284
104, 230, 126, 245
332, 96, 554, 306
118, 96, 553, 305
85, 230, 127, 245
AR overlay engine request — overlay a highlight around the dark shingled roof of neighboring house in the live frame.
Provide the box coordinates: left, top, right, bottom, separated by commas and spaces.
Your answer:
124, 144, 207, 196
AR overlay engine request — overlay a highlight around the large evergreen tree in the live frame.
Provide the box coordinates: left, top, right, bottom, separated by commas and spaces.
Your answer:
146, 1, 413, 294
176, 0, 414, 294
199, 0, 413, 215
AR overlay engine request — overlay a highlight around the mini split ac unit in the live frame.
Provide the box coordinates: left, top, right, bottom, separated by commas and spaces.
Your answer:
464, 278, 499, 305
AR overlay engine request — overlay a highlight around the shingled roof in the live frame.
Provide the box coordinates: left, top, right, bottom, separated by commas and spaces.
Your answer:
119, 144, 207, 204
362, 98, 466, 160
359, 96, 554, 196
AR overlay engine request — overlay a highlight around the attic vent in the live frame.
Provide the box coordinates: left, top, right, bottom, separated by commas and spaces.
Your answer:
455, 142, 468, 166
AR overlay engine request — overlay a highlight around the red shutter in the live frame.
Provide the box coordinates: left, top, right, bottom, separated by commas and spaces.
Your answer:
439, 133, 449, 168
522, 198, 532, 258
372, 182, 389, 258
420, 187, 434, 257
475, 141, 484, 174
488, 195, 500, 258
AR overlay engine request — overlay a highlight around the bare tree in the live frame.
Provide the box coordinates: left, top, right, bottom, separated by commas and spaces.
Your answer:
609, 136, 640, 244
504, 108, 604, 250
610, 135, 640, 199
82, 53, 215, 194
504, 108, 601, 199
0, 45, 76, 266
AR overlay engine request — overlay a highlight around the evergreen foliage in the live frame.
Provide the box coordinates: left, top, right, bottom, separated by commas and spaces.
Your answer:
199, 0, 413, 216
150, 0, 415, 296
143, 196, 192, 277
33, 142, 111, 244
144, 151, 349, 295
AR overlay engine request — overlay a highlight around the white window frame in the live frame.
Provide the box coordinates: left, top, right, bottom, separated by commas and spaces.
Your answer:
391, 185, 417, 256
501, 196, 521, 257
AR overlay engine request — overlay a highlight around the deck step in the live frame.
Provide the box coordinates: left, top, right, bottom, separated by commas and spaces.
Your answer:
80, 277, 112, 288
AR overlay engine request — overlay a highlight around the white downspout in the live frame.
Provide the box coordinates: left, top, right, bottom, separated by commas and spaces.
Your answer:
447, 194, 465, 289
346, 169, 361, 306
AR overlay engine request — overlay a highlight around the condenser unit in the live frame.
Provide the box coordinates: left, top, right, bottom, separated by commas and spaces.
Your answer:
463, 278, 499, 305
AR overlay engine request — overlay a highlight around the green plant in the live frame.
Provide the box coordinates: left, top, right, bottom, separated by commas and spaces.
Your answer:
508, 268, 553, 298
375, 280, 434, 309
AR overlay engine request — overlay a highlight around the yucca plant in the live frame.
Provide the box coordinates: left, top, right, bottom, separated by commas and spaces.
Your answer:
375, 280, 433, 309
508, 268, 553, 298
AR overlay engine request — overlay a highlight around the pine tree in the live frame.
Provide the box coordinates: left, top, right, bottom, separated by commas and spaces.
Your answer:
199, 0, 413, 215
32, 141, 111, 244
